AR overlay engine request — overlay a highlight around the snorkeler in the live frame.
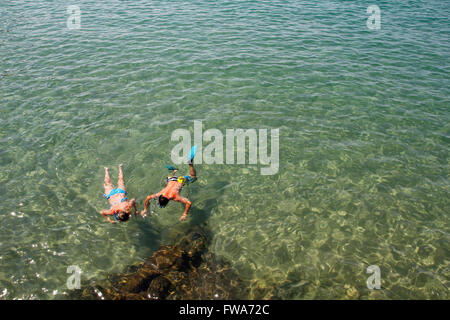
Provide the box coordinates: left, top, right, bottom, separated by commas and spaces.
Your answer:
100, 164, 138, 223
141, 156, 197, 221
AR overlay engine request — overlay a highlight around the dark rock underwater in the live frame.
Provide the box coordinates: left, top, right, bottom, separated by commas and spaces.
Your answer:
68, 226, 249, 300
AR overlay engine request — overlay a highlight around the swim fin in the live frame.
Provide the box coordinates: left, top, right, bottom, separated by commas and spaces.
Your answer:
188, 145, 197, 163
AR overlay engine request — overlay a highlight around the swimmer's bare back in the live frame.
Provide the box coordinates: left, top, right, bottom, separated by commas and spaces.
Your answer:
100, 164, 137, 223
141, 162, 196, 221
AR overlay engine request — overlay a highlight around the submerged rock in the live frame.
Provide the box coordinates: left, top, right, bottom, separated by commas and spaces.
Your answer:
70, 227, 248, 300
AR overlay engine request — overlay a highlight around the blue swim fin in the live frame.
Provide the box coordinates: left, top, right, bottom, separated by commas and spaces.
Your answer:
165, 165, 178, 171
188, 145, 197, 163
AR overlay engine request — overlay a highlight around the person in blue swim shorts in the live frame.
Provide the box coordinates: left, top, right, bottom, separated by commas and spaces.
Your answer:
100, 164, 138, 223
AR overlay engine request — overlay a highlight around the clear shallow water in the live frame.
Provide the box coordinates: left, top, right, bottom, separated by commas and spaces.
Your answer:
0, 0, 449, 299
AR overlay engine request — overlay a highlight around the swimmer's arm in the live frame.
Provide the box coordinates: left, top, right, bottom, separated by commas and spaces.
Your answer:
104, 216, 117, 224
174, 196, 191, 221
100, 208, 114, 216
130, 199, 138, 217
141, 193, 160, 216
100, 209, 117, 223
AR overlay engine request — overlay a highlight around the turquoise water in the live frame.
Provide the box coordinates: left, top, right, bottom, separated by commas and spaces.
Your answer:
0, 0, 449, 299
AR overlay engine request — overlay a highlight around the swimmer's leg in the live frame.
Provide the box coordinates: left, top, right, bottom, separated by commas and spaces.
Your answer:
104, 167, 113, 195
189, 161, 196, 179
117, 164, 126, 190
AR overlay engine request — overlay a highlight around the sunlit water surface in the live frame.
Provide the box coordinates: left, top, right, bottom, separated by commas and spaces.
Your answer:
0, 0, 449, 299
